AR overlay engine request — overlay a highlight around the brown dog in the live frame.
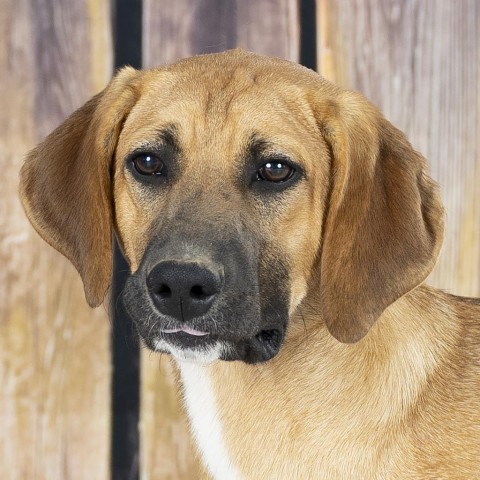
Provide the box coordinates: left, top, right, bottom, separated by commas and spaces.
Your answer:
20, 50, 479, 479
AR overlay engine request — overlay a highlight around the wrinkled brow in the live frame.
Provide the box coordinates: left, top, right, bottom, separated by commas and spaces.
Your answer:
246, 134, 292, 161
127, 125, 181, 153
156, 125, 180, 151
248, 134, 269, 157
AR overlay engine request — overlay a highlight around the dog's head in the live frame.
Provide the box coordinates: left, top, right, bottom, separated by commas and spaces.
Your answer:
20, 50, 444, 364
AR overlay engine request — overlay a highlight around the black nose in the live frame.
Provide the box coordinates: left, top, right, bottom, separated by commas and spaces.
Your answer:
146, 261, 222, 320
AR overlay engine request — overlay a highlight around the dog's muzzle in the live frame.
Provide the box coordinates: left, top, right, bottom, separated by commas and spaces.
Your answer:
122, 234, 290, 364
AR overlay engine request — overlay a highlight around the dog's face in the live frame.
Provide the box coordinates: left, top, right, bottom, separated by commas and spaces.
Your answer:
114, 64, 328, 363
20, 50, 445, 364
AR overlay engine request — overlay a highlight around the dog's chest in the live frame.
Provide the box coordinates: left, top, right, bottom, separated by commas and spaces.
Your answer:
178, 362, 242, 480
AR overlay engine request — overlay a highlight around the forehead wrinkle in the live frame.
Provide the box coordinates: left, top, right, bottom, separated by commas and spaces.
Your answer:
201, 69, 259, 125
189, 84, 262, 166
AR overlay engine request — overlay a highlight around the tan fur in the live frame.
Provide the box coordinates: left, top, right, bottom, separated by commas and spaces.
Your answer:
19, 50, 479, 478
209, 287, 480, 478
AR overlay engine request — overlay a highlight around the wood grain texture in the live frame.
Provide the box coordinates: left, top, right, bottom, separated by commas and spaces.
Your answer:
0, 0, 112, 478
318, 0, 480, 296
140, 1, 300, 478
142, 0, 299, 68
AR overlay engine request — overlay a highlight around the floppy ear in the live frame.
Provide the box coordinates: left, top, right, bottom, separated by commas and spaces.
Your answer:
19, 67, 140, 307
315, 91, 445, 343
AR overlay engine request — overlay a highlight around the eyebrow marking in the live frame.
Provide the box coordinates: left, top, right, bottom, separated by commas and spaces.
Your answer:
127, 124, 182, 156
155, 124, 181, 152
247, 134, 273, 159
246, 133, 292, 162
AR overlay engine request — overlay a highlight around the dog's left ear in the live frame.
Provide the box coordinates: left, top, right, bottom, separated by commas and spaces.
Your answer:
314, 90, 445, 343
19, 67, 141, 307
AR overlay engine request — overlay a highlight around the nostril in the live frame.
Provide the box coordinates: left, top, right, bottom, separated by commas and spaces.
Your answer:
155, 283, 172, 299
190, 284, 210, 300
147, 261, 222, 319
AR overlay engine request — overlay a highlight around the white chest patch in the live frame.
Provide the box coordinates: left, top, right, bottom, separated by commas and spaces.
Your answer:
179, 362, 242, 480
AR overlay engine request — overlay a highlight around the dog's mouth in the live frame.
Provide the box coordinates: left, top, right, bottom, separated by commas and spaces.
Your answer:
158, 327, 219, 350
149, 323, 284, 364
165, 327, 284, 363
161, 326, 209, 336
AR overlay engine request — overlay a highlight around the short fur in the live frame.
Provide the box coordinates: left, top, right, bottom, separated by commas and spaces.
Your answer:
20, 50, 479, 478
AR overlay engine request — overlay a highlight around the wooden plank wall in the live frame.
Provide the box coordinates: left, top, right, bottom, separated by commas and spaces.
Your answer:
318, 0, 480, 296
1, 1, 478, 479
0, 0, 112, 479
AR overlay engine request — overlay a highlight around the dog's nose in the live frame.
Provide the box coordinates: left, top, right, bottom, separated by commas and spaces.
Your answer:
146, 261, 222, 320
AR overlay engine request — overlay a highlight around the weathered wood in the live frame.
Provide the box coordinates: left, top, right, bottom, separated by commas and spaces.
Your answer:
142, 0, 299, 68
0, 0, 112, 478
318, 0, 480, 296
140, 1, 300, 478
9, 1, 479, 479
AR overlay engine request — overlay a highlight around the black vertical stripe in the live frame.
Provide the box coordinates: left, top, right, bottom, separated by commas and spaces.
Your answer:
114, 0, 143, 69
300, 0, 317, 71
111, 0, 142, 479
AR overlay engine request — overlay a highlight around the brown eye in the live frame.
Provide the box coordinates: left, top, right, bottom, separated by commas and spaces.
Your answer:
132, 154, 164, 175
257, 162, 294, 183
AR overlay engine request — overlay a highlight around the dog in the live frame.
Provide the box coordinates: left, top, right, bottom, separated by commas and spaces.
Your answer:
20, 49, 479, 479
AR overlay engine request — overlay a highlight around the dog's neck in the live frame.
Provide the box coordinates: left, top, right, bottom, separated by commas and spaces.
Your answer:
286, 284, 459, 411
178, 285, 462, 479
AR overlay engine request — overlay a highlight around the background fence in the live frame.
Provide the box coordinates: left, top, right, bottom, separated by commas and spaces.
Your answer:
1, 1, 478, 479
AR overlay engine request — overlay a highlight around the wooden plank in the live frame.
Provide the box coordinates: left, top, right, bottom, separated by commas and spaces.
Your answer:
318, 0, 480, 296
0, 0, 112, 478
142, 0, 299, 68
140, 1, 300, 478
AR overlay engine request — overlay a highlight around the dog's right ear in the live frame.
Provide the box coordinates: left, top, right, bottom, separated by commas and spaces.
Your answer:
312, 89, 444, 344
19, 67, 141, 307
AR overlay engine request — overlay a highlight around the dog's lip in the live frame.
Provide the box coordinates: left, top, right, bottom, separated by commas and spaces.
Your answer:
160, 326, 209, 336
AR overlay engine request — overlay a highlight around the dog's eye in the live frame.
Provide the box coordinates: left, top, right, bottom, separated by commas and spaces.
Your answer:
257, 162, 294, 183
132, 154, 164, 175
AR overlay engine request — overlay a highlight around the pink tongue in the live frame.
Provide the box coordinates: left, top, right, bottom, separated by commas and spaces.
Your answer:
162, 326, 209, 336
